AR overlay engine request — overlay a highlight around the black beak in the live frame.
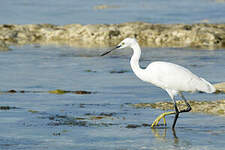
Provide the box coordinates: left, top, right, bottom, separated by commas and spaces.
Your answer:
100, 45, 121, 56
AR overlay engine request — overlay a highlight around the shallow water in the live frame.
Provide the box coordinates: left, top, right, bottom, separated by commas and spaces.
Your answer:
1, 0, 225, 24
0, 45, 225, 150
1, 0, 225, 149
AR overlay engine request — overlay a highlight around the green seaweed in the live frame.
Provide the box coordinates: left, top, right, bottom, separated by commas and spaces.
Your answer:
84, 69, 97, 73
48, 89, 68, 94
28, 110, 40, 113
48, 89, 92, 94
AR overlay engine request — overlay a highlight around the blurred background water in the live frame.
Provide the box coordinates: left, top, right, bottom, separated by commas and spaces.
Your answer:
0, 0, 225, 24
0, 0, 225, 150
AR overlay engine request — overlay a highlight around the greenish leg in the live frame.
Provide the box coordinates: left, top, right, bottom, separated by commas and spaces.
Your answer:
151, 111, 176, 128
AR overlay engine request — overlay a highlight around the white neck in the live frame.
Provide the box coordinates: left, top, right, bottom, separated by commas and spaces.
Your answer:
130, 42, 146, 80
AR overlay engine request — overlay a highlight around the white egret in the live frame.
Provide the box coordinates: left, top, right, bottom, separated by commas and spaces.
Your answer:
101, 38, 216, 128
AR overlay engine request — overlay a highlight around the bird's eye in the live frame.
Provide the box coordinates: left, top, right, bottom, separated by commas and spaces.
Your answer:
121, 42, 125, 45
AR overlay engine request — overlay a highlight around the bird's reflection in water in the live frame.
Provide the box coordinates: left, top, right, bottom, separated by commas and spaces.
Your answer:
151, 128, 193, 149
151, 128, 179, 145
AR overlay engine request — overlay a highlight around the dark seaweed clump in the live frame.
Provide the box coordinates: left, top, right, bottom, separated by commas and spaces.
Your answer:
0, 106, 18, 110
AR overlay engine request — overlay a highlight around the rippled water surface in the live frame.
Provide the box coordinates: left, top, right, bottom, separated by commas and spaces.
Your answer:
0, 45, 225, 150
1, 0, 225, 149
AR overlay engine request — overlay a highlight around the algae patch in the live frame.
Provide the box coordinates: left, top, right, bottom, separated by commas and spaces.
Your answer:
28, 110, 40, 114
28, 111, 119, 128
48, 89, 92, 94
48, 89, 68, 94
0, 89, 93, 95
0, 106, 18, 110
46, 114, 117, 127
84, 69, 97, 73
126, 123, 151, 128
110, 70, 129, 74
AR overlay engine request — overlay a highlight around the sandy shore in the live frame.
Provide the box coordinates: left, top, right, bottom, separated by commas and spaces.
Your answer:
0, 22, 225, 50
132, 99, 225, 116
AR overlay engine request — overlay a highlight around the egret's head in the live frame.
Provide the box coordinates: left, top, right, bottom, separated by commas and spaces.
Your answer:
117, 38, 137, 49
100, 38, 137, 56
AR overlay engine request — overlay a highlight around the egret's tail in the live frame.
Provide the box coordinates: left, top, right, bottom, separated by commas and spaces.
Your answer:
197, 78, 216, 93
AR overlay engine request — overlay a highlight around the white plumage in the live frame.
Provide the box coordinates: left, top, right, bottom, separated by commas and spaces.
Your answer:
143, 61, 215, 94
101, 37, 216, 128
